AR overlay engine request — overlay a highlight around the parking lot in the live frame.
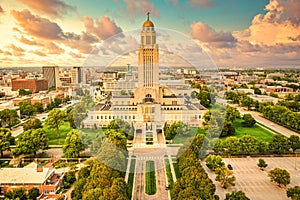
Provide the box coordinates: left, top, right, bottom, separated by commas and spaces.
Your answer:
203, 156, 300, 200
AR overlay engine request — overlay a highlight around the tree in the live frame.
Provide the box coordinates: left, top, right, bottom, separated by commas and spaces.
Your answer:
215, 166, 236, 189
54, 97, 62, 107
19, 101, 35, 116
268, 168, 290, 187
238, 135, 258, 154
0, 128, 14, 157
226, 106, 240, 122
18, 88, 32, 96
44, 108, 66, 137
4, 188, 27, 200
225, 191, 250, 200
164, 121, 190, 140
285, 93, 294, 101
254, 88, 262, 95
63, 171, 76, 188
287, 186, 300, 200
27, 187, 40, 200
242, 114, 256, 127
257, 158, 268, 170
33, 102, 44, 113
0, 109, 19, 128
269, 135, 290, 154
107, 119, 134, 140
241, 96, 254, 110
14, 128, 48, 156
205, 154, 224, 171
220, 120, 235, 137
62, 129, 85, 158
23, 118, 42, 131
289, 135, 300, 152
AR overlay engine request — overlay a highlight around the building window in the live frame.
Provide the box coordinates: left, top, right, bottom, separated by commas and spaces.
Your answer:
133, 116, 135, 119
97, 116, 99, 119
101, 116, 103, 119
91, 116, 93, 120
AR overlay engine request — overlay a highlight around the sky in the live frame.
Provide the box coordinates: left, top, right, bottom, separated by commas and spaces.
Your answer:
0, 0, 299, 68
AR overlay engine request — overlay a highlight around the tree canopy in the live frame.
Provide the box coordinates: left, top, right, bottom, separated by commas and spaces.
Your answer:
62, 129, 85, 158
14, 128, 48, 156
44, 108, 66, 137
268, 168, 290, 187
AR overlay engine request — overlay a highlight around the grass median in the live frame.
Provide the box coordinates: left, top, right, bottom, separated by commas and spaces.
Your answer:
145, 160, 156, 195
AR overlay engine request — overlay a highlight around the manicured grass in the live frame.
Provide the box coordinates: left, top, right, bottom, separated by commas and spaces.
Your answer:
164, 158, 174, 199
145, 160, 156, 195
128, 158, 136, 199
233, 119, 275, 142
172, 128, 205, 144
172, 158, 181, 179
43, 122, 72, 145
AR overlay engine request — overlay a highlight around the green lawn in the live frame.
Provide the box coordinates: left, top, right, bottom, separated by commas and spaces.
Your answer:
43, 122, 106, 145
172, 128, 205, 144
233, 119, 275, 142
164, 158, 174, 199
128, 158, 136, 199
145, 160, 156, 195
43, 122, 73, 145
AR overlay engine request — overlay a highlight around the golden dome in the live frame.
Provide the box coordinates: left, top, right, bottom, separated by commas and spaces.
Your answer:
143, 20, 154, 27
142, 12, 154, 27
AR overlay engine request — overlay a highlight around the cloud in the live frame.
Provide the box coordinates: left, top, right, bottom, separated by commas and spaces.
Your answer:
191, 22, 236, 48
44, 42, 65, 54
31, 50, 46, 56
17, 0, 76, 18
11, 9, 64, 40
189, 0, 215, 8
122, 0, 159, 17
84, 16, 122, 40
7, 44, 25, 56
234, 0, 300, 45
18, 36, 38, 45
69, 52, 83, 58
0, 5, 4, 14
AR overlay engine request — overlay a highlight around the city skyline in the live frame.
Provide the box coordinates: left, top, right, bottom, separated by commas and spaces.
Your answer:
0, 0, 300, 68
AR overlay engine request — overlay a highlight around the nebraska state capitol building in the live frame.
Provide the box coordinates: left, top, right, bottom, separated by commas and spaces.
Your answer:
83, 14, 206, 146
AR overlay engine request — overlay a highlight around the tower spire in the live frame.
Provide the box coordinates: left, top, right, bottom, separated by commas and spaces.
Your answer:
147, 12, 150, 20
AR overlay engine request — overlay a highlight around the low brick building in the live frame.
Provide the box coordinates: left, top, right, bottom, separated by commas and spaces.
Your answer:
0, 163, 64, 197
12, 79, 48, 93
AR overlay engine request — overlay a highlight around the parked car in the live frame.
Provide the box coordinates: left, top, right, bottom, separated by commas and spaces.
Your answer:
227, 164, 233, 170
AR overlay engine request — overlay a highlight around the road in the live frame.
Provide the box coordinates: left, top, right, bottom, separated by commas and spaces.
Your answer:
234, 106, 299, 137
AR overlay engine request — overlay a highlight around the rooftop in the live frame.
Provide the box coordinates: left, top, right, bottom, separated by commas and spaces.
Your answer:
0, 167, 54, 184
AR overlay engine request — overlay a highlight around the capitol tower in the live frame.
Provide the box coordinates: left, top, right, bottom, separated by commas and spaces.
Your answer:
138, 13, 159, 88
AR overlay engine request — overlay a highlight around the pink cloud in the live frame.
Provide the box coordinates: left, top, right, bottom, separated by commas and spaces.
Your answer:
84, 16, 122, 40
31, 50, 46, 56
18, 36, 38, 45
234, 0, 300, 45
0, 5, 4, 14
45, 42, 65, 54
11, 9, 63, 40
191, 22, 236, 48
122, 0, 160, 18
69, 52, 83, 58
17, 0, 76, 18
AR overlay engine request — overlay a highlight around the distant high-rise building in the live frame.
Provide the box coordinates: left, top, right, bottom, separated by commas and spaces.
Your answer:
70, 67, 86, 84
42, 66, 59, 88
